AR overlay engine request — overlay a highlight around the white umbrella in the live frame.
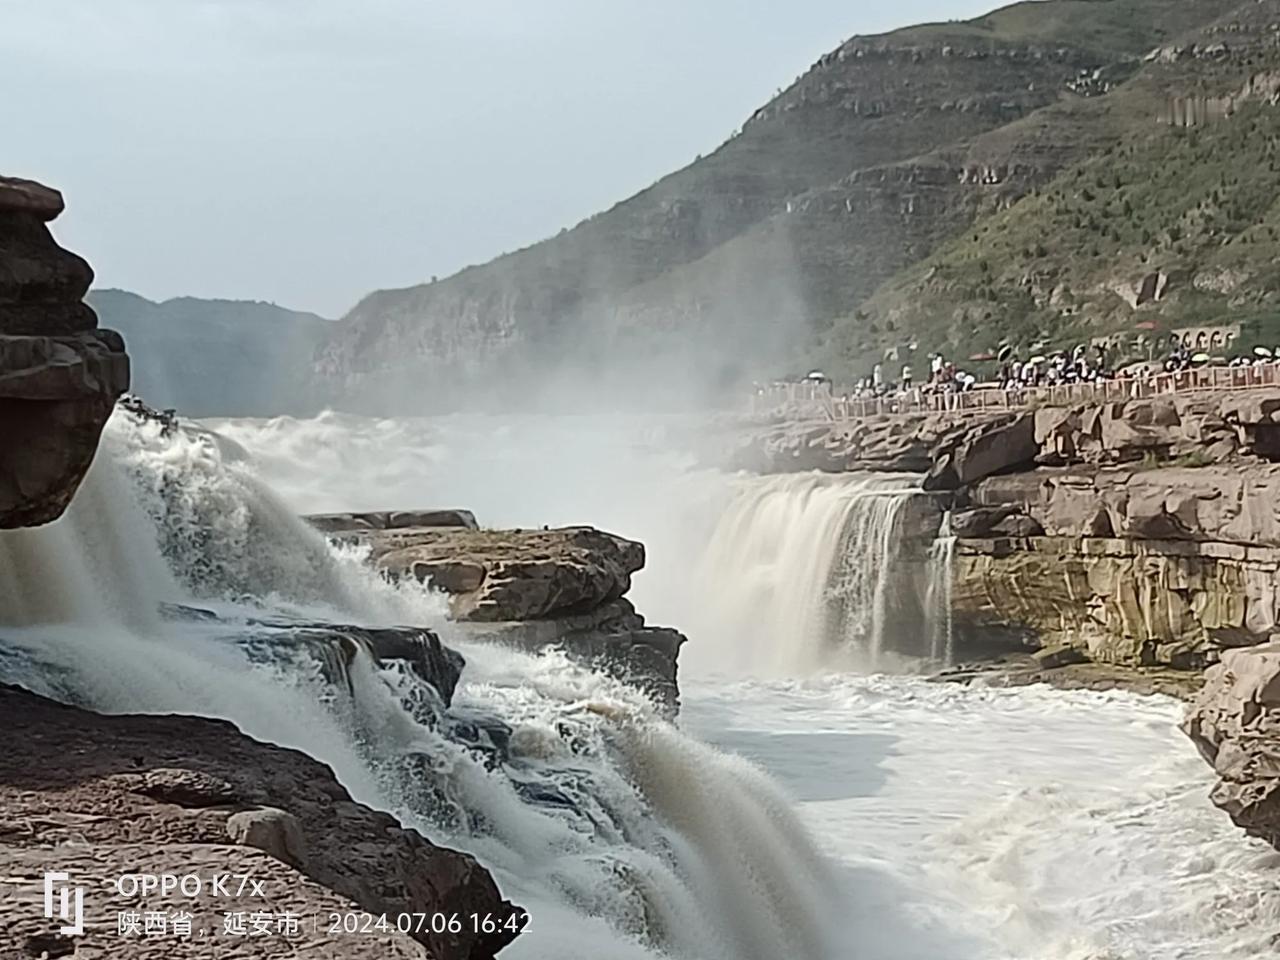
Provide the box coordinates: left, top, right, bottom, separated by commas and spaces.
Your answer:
1255, 346, 1274, 359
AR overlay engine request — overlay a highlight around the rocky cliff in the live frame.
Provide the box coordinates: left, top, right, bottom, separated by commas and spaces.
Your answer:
1182, 643, 1280, 851
315, 0, 1249, 410
0, 176, 129, 527
309, 513, 687, 710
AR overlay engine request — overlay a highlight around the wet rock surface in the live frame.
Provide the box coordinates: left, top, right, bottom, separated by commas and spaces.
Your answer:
0, 684, 522, 959
1182, 642, 1280, 851
312, 520, 685, 710
0, 176, 130, 528
356, 525, 646, 623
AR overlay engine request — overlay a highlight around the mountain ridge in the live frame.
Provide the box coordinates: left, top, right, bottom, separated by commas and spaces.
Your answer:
307, 0, 1258, 407
89, 288, 331, 416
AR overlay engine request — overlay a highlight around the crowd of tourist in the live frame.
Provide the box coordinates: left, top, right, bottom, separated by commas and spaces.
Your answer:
787, 335, 1280, 409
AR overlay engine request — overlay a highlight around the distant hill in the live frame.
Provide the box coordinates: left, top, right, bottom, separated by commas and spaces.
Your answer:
88, 290, 332, 417
314, 0, 1258, 409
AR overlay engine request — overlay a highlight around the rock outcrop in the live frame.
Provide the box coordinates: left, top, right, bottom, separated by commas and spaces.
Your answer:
1182, 644, 1280, 850
366, 526, 644, 623
0, 684, 522, 959
311, 518, 686, 709
0, 176, 129, 527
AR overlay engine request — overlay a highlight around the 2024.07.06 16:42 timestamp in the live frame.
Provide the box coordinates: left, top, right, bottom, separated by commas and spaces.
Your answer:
326, 911, 531, 937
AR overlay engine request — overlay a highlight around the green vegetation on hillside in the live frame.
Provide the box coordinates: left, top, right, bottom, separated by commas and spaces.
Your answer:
844, 104, 1280, 368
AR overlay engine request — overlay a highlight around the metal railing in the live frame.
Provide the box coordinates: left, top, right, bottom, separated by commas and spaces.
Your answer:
753, 364, 1280, 422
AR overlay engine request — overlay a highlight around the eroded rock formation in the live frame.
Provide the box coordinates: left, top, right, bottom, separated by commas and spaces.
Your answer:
1182, 644, 1280, 850
0, 684, 521, 959
309, 515, 686, 709
0, 176, 129, 527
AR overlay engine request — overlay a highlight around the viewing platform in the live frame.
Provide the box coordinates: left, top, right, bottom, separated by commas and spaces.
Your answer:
755, 363, 1280, 422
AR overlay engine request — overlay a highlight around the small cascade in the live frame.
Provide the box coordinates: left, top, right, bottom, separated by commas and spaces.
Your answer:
684, 473, 920, 676
926, 510, 957, 666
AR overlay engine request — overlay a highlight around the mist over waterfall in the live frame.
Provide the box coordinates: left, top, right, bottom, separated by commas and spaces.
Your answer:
0, 409, 843, 960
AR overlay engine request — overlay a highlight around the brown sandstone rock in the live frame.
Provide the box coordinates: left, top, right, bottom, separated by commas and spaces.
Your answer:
0, 175, 129, 528
362, 526, 645, 623
1182, 643, 1280, 850
306, 509, 478, 533
316, 524, 684, 709
951, 537, 1279, 668
0, 684, 521, 959
923, 413, 1037, 490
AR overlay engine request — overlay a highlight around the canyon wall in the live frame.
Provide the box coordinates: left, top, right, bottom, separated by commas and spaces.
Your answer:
315, 0, 1248, 410
736, 388, 1280, 669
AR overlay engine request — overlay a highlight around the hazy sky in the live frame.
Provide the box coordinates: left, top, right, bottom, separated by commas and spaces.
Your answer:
2, 0, 996, 316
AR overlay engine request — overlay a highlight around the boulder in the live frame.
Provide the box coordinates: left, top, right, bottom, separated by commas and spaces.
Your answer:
226, 806, 308, 867
360, 526, 645, 622
924, 414, 1037, 490
313, 523, 685, 708
1181, 642, 1280, 850
951, 506, 1044, 538
0, 175, 129, 528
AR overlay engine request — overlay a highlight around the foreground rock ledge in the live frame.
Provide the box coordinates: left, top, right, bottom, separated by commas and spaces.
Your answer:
0, 684, 521, 959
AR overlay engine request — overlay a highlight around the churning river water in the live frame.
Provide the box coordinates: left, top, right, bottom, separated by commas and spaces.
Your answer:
2, 409, 1277, 959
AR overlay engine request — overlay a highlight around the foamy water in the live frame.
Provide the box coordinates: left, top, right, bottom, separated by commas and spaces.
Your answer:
687, 674, 1280, 959
3, 408, 1276, 958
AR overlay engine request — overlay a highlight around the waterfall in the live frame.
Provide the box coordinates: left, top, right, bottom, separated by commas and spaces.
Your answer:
682, 473, 923, 676
927, 510, 956, 666
0, 407, 842, 960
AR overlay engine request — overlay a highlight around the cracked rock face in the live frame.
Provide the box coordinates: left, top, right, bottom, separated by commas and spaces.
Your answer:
0, 175, 129, 528
1182, 643, 1280, 851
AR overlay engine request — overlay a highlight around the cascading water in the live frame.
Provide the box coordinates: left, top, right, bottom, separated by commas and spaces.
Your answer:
181, 411, 1280, 959
926, 510, 956, 665
681, 472, 931, 676
0, 407, 843, 960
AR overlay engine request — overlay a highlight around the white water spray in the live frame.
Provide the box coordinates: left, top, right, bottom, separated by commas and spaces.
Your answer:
0, 408, 843, 960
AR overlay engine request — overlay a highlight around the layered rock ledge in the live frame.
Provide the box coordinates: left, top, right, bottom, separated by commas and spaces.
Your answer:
0, 176, 129, 527
0, 683, 520, 960
308, 514, 686, 709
